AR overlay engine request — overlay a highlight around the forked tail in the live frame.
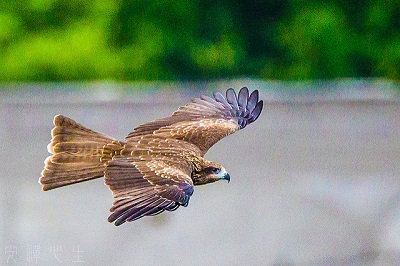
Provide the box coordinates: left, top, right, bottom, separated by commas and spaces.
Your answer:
39, 115, 124, 191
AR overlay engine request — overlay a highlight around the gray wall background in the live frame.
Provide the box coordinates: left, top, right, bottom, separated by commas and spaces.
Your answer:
1, 80, 400, 265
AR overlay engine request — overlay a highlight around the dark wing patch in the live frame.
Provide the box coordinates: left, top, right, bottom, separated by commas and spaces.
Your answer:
125, 87, 263, 154
105, 157, 194, 226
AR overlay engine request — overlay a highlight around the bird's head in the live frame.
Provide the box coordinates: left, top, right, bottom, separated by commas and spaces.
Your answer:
192, 162, 230, 185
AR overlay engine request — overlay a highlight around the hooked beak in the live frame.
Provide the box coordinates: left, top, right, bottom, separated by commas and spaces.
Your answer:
223, 173, 230, 183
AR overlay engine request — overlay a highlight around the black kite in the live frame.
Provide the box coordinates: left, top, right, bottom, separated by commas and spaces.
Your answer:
39, 87, 263, 225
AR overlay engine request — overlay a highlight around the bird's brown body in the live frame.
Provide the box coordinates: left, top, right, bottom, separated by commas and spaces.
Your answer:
39, 87, 263, 225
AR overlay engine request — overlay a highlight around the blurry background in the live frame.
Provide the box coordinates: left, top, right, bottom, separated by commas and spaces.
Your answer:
1, 0, 400, 265
1, 0, 400, 81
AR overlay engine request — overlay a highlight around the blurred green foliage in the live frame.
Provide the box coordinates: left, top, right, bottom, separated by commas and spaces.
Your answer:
1, 0, 400, 81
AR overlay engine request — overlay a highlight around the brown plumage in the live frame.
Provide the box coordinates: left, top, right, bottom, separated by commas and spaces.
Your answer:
39, 87, 263, 225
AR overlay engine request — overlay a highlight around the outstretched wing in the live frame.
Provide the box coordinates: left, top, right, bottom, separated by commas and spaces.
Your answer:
105, 137, 197, 226
126, 87, 263, 155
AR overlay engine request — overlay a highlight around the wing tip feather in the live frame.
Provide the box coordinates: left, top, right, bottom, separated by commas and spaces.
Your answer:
212, 87, 263, 128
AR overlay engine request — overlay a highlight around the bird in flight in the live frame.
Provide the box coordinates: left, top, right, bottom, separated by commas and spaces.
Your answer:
39, 87, 263, 226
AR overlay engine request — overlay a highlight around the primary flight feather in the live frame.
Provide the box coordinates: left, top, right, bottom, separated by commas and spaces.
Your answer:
39, 87, 263, 226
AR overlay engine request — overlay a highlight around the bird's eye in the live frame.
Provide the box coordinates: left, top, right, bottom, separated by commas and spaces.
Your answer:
211, 167, 220, 174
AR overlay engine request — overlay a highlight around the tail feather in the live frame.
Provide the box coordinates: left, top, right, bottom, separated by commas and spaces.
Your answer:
52, 142, 107, 154
39, 115, 123, 191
